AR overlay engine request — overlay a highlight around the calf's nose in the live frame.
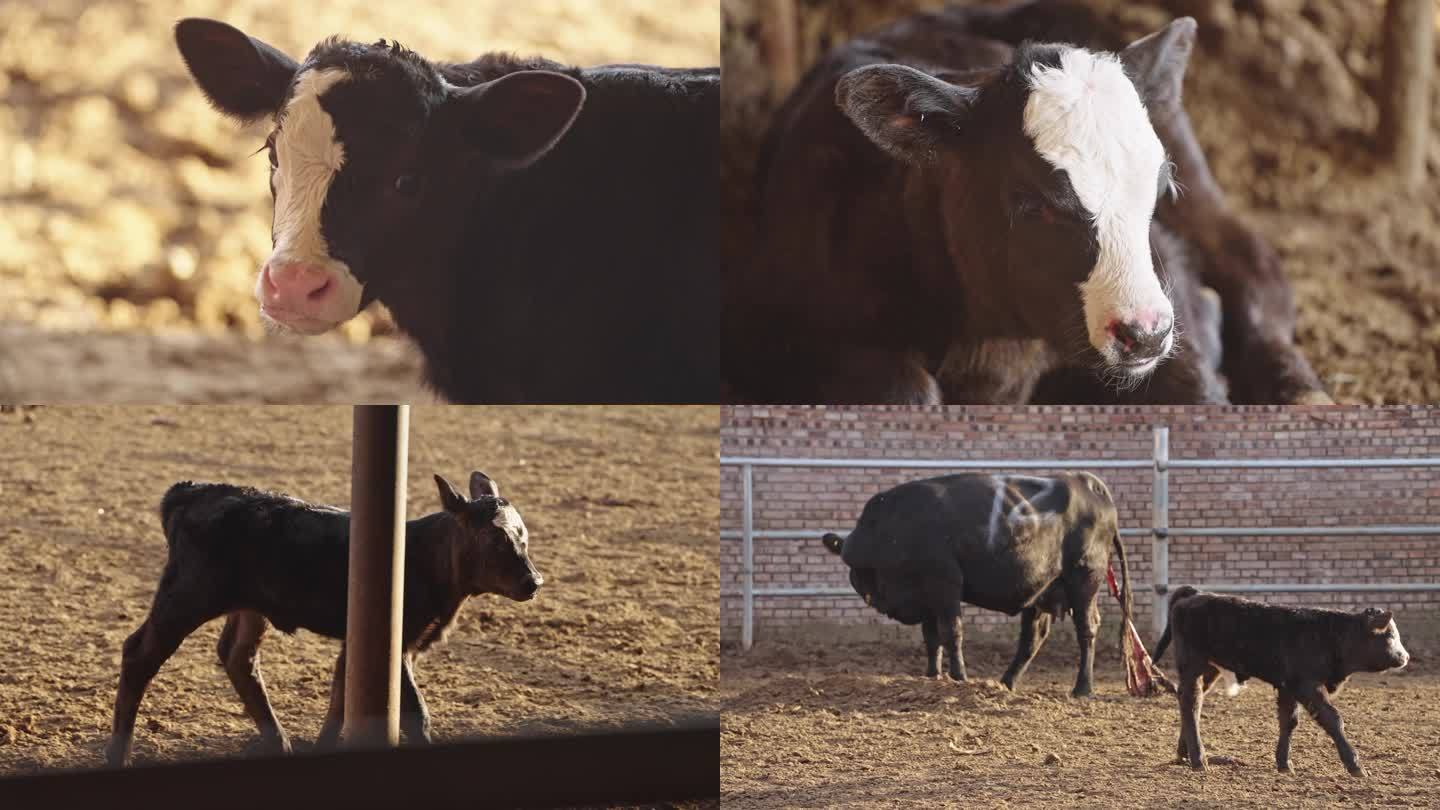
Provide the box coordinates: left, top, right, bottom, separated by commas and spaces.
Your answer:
1110, 316, 1173, 363
260, 260, 333, 308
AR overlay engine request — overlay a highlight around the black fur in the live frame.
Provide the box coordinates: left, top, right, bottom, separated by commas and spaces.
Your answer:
106, 476, 541, 766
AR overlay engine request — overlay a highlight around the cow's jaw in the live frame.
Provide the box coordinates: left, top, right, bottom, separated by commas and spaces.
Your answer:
257, 67, 365, 333
1022, 48, 1174, 378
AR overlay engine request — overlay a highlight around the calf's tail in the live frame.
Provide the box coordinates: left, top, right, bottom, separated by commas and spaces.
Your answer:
1150, 584, 1199, 663
159, 481, 208, 547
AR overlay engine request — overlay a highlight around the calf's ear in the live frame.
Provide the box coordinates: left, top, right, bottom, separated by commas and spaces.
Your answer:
836, 64, 979, 165
1120, 17, 1197, 115
451, 71, 585, 170
821, 533, 844, 555
174, 18, 299, 122
469, 471, 500, 499
435, 474, 468, 512
1365, 608, 1394, 630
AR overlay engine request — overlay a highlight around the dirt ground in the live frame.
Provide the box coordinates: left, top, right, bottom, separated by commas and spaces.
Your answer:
722, 634, 1440, 809
0, 405, 718, 775
721, 0, 1440, 404
0, 0, 719, 402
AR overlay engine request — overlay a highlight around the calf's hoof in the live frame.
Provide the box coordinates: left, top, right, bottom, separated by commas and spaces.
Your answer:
103, 740, 130, 768
1189, 759, 1208, 773
925, 666, 940, 679
1070, 685, 1093, 699
1346, 763, 1367, 778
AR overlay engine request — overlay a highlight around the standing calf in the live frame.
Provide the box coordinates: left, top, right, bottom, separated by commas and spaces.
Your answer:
1152, 586, 1410, 776
105, 472, 542, 767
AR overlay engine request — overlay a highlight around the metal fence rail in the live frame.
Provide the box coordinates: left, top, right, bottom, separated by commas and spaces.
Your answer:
722, 426, 1440, 648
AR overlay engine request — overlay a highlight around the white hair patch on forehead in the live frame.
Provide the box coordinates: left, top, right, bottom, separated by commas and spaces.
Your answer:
272, 67, 350, 262
1021, 48, 1173, 358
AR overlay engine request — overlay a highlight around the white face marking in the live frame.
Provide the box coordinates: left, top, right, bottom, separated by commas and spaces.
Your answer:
494, 504, 526, 543
1385, 619, 1409, 668
1022, 49, 1174, 364
258, 67, 364, 329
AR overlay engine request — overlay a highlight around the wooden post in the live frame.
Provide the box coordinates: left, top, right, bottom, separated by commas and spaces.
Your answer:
760, 0, 799, 105
1378, 0, 1435, 191
342, 405, 409, 748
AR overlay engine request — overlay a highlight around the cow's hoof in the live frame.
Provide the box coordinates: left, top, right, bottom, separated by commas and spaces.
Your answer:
1346, 764, 1367, 778
1189, 760, 1208, 773
925, 668, 940, 679
1277, 765, 1292, 775
1070, 686, 1093, 699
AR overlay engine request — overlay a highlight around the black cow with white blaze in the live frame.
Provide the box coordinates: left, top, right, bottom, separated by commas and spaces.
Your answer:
175, 19, 718, 403
822, 471, 1134, 698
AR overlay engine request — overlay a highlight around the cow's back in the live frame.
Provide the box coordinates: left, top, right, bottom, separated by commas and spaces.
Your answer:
1172, 594, 1353, 689
839, 474, 1002, 570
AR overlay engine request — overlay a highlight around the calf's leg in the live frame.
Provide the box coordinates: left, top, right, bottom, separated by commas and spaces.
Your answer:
921, 617, 942, 678
106, 572, 222, 767
399, 654, 432, 745
217, 611, 290, 755
1275, 689, 1301, 773
1177, 672, 1208, 771
315, 647, 347, 749
999, 607, 1051, 691
1298, 683, 1365, 777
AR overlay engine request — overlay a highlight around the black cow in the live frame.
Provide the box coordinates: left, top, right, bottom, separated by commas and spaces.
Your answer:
725, 1, 1325, 406
105, 472, 541, 767
1152, 586, 1410, 776
174, 19, 718, 403
821, 472, 1134, 698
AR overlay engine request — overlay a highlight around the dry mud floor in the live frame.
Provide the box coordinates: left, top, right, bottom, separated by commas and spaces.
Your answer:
0, 0, 719, 401
722, 636, 1440, 809
0, 405, 719, 775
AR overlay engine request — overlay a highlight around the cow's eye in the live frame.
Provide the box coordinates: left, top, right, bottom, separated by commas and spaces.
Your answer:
394, 173, 422, 196
1012, 192, 1058, 224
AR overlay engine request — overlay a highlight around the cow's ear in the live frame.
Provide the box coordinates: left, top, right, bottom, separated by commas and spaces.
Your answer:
821, 533, 844, 555
175, 18, 299, 122
836, 64, 980, 165
1120, 17, 1197, 115
469, 471, 500, 500
450, 71, 585, 170
435, 474, 468, 513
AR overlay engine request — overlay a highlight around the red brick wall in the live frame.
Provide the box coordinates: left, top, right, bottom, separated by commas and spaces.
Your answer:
720, 406, 1440, 644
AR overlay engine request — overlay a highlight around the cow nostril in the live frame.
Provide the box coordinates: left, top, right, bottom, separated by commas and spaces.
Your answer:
307, 277, 332, 301
1112, 319, 1171, 360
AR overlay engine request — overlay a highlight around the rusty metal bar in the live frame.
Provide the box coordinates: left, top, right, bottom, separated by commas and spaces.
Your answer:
343, 405, 410, 748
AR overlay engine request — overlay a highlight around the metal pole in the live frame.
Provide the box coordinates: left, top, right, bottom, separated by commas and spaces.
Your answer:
1151, 426, 1170, 639
741, 464, 755, 651
343, 405, 409, 748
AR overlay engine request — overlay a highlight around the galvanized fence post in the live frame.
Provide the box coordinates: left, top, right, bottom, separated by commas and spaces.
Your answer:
1151, 426, 1170, 640
741, 463, 755, 650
